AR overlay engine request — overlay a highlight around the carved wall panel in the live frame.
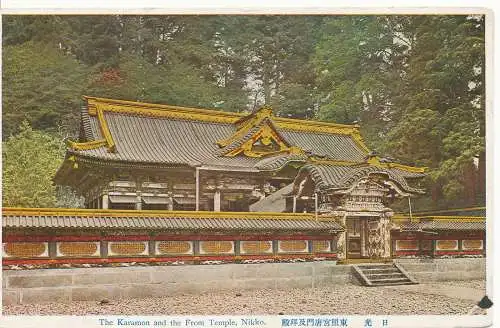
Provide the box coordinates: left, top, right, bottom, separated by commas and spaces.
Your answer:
312, 240, 331, 252
278, 240, 308, 253
3, 242, 49, 258
240, 241, 273, 254
57, 242, 100, 257
436, 240, 459, 251
156, 241, 193, 255
461, 240, 483, 250
199, 241, 234, 254
395, 240, 419, 251
366, 215, 391, 258
108, 242, 148, 256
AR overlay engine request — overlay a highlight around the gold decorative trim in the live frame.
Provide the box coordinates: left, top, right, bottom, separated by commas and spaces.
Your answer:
2, 207, 339, 221
109, 242, 147, 255
399, 207, 485, 216
84, 96, 361, 135
78, 97, 425, 174
3, 242, 48, 258
87, 97, 240, 125
367, 156, 427, 173
57, 242, 99, 257
218, 106, 278, 148
67, 139, 108, 151
156, 241, 192, 254
278, 240, 308, 253
225, 126, 293, 158
461, 240, 483, 250
96, 107, 116, 152
200, 241, 234, 254
436, 240, 459, 251
218, 106, 308, 158
308, 156, 426, 174
308, 158, 361, 166
349, 130, 370, 153
386, 162, 427, 173
274, 117, 359, 135
392, 215, 485, 222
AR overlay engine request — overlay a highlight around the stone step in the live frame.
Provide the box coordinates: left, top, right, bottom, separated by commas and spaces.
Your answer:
364, 273, 406, 279
352, 263, 418, 287
357, 264, 393, 269
360, 269, 400, 274
370, 281, 416, 286
369, 277, 411, 283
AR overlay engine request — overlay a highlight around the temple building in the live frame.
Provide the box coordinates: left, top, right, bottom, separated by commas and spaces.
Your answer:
1, 96, 485, 270
52, 96, 426, 260
54, 96, 427, 212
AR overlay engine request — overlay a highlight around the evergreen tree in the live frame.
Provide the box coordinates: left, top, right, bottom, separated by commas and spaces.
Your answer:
2, 41, 90, 138
2, 122, 62, 207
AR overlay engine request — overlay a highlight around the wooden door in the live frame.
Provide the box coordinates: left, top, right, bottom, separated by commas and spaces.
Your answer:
346, 218, 362, 258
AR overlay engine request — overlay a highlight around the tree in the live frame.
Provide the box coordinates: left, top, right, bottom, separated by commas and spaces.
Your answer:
2, 41, 91, 139
3, 122, 64, 207
313, 16, 407, 152
386, 15, 485, 208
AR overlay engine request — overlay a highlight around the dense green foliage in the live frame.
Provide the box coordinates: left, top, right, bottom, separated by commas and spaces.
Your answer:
2, 15, 485, 210
2, 122, 62, 207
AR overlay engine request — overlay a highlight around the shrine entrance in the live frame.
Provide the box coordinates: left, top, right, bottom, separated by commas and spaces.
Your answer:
290, 166, 423, 261
346, 216, 391, 259
346, 217, 371, 259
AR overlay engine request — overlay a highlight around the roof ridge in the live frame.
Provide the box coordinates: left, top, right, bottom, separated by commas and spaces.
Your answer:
2, 207, 339, 220
83, 96, 361, 133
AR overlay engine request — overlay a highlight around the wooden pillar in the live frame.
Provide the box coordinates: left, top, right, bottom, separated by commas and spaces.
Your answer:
314, 192, 318, 220
292, 196, 297, 213
168, 196, 174, 211
102, 194, 109, 209
135, 194, 142, 210
214, 190, 221, 212
195, 168, 200, 211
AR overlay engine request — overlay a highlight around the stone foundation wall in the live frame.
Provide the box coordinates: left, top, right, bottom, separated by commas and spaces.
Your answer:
3, 258, 486, 305
3, 261, 354, 305
394, 258, 486, 281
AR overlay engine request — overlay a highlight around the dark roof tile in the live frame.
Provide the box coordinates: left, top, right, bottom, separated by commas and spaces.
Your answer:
73, 109, 367, 169
396, 221, 485, 231
2, 212, 343, 232
299, 164, 425, 194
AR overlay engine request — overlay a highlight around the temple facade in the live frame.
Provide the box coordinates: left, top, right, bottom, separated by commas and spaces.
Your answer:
53, 96, 432, 260
1, 96, 484, 270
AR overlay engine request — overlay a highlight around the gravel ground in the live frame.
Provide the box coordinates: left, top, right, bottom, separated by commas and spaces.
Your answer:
3, 281, 485, 316
437, 280, 486, 290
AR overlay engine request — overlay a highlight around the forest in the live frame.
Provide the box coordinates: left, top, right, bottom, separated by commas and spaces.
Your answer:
2, 15, 485, 211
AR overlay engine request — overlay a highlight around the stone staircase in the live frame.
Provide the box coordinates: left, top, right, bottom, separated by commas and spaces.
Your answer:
249, 183, 292, 212
352, 263, 418, 287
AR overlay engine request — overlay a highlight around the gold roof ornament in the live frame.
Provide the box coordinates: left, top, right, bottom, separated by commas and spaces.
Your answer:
217, 105, 307, 158
55, 96, 426, 189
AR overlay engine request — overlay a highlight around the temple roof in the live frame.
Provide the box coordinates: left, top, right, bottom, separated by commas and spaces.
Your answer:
55, 96, 426, 189
295, 163, 426, 194
2, 208, 344, 232
396, 220, 485, 231
61, 97, 368, 167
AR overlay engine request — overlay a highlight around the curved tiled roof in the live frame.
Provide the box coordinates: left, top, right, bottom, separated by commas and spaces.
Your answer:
216, 117, 291, 156
254, 153, 308, 171
2, 208, 344, 232
68, 97, 368, 169
396, 221, 485, 231
298, 164, 425, 194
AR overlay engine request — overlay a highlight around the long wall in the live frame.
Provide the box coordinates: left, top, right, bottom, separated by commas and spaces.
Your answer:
2, 261, 351, 305
3, 258, 486, 305
3, 231, 338, 269
394, 258, 486, 281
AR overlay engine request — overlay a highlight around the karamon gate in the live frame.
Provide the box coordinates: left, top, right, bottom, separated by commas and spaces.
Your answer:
2, 97, 485, 269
